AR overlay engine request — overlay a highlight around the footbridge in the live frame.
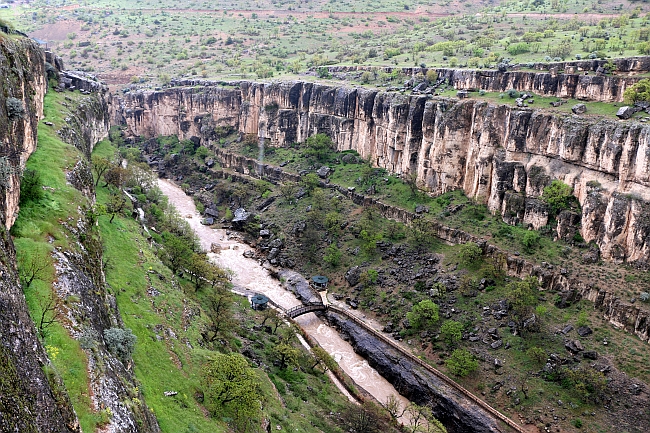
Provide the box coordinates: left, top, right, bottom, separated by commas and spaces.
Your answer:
286, 302, 327, 318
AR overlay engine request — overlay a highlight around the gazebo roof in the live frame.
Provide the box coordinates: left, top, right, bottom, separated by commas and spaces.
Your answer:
251, 293, 269, 305
312, 276, 329, 284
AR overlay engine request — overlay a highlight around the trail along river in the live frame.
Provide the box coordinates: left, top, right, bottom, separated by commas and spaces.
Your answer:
157, 179, 411, 414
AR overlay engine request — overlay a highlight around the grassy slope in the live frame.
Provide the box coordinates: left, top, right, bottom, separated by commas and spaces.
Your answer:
94, 139, 352, 433
14, 91, 107, 432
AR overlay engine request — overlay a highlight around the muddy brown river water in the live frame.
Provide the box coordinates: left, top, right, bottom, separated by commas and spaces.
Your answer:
157, 179, 412, 416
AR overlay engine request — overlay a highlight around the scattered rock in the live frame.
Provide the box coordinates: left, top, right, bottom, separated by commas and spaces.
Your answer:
577, 326, 592, 337
317, 166, 331, 178
616, 106, 634, 120
345, 266, 362, 287
572, 104, 587, 114
583, 351, 598, 360
565, 340, 584, 353
491, 340, 503, 349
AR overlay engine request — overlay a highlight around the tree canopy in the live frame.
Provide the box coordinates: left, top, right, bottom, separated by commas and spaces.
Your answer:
406, 299, 439, 330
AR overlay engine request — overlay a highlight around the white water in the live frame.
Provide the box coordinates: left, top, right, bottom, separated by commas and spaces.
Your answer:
157, 179, 411, 414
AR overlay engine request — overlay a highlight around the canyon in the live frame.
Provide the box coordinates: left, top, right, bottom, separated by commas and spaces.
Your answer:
3, 28, 650, 432
115, 79, 650, 267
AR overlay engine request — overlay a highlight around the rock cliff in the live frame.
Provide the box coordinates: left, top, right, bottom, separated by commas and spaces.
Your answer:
0, 35, 79, 433
322, 65, 641, 102
115, 80, 650, 266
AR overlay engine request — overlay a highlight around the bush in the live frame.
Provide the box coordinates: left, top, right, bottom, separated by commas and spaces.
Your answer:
445, 349, 478, 377
459, 243, 483, 264
6, 97, 25, 120
507, 88, 519, 98
104, 327, 137, 363
623, 78, 650, 104
440, 320, 463, 347
20, 168, 44, 204
522, 231, 540, 252
541, 179, 574, 215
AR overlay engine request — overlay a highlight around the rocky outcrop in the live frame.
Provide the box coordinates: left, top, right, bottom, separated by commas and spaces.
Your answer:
115, 80, 650, 265
57, 93, 111, 159
0, 36, 79, 433
326, 311, 506, 433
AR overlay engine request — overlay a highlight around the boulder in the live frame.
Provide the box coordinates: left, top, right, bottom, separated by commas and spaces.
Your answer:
565, 340, 584, 353
577, 326, 593, 337
345, 266, 362, 287
583, 351, 598, 360
341, 153, 359, 164
572, 104, 587, 114
317, 166, 331, 178
616, 106, 634, 119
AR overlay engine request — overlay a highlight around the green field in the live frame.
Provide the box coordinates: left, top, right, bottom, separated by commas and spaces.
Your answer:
2, 0, 647, 87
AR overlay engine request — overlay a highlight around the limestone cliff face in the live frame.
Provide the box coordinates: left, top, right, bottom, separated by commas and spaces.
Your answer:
0, 37, 46, 228
115, 80, 650, 265
0, 36, 79, 433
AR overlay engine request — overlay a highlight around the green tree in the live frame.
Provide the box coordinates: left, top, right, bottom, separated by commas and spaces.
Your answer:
301, 173, 320, 194
406, 299, 440, 330
521, 231, 541, 253
304, 133, 334, 162
623, 78, 650, 104
106, 186, 132, 223
506, 277, 540, 332
201, 287, 235, 342
202, 353, 262, 432
440, 320, 463, 348
445, 348, 478, 377
310, 346, 338, 373
360, 229, 382, 256
459, 243, 482, 264
91, 156, 112, 187
526, 346, 547, 366
323, 243, 342, 267
20, 168, 44, 204
160, 232, 192, 274
541, 179, 574, 215
273, 343, 300, 370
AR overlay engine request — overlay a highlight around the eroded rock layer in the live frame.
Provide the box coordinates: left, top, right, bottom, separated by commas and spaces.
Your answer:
114, 80, 650, 265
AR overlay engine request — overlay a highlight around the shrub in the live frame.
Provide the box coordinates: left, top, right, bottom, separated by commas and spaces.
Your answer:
406, 299, 439, 330
507, 88, 519, 98
425, 69, 438, 82
6, 97, 25, 120
541, 179, 574, 215
623, 78, 650, 104
526, 346, 547, 365
104, 327, 137, 363
445, 349, 478, 377
522, 231, 540, 252
459, 243, 483, 264
20, 168, 44, 204
440, 320, 463, 347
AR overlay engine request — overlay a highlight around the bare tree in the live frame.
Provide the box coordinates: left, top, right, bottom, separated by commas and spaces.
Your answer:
91, 156, 112, 187
17, 247, 52, 289
382, 394, 406, 421
36, 291, 62, 338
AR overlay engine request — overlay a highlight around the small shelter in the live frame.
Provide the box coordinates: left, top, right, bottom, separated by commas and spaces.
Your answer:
250, 293, 269, 311
311, 276, 329, 291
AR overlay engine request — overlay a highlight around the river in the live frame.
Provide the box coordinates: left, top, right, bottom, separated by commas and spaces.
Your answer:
157, 179, 412, 415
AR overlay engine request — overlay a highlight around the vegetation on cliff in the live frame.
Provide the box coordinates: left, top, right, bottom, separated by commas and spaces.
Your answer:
140, 128, 650, 432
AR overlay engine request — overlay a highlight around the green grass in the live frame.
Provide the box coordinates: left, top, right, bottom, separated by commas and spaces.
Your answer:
14, 91, 109, 433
